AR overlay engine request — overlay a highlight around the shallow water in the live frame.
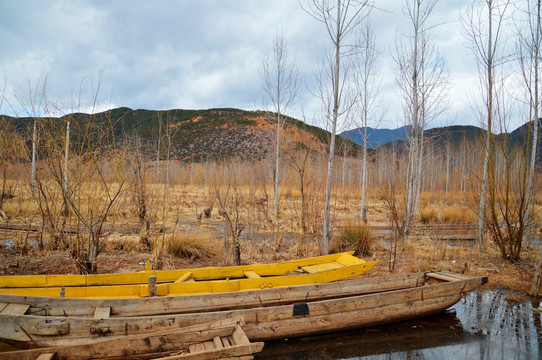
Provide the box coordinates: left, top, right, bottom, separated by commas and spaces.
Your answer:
256, 289, 542, 360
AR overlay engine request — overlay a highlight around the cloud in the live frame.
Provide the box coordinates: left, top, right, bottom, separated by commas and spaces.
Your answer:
0, 0, 528, 130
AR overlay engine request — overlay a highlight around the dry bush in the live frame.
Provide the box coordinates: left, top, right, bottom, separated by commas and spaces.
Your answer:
103, 235, 147, 253
338, 222, 374, 256
166, 232, 218, 260
440, 206, 475, 224
419, 207, 438, 224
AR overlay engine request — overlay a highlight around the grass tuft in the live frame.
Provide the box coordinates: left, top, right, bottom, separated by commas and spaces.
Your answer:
339, 222, 374, 256
166, 233, 217, 260
419, 207, 438, 224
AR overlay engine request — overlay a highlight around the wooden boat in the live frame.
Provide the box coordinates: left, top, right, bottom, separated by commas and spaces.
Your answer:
0, 271, 487, 348
0, 252, 378, 298
0, 272, 423, 317
0, 317, 264, 360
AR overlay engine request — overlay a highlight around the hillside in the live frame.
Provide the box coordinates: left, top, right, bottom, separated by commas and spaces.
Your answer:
2, 108, 360, 161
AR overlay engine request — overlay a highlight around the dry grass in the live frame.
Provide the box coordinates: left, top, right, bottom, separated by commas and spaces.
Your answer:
1, 173, 540, 295
166, 232, 218, 260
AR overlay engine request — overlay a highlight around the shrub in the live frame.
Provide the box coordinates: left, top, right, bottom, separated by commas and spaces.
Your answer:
166, 233, 217, 260
440, 206, 475, 224
340, 223, 374, 257
419, 207, 438, 224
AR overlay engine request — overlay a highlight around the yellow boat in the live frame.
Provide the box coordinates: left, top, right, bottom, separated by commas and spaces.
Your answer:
0, 252, 378, 298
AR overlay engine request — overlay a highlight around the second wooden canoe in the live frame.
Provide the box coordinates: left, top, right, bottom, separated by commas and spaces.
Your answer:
0, 252, 379, 298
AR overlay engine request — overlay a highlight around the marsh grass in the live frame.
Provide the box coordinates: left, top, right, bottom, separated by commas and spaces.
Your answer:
338, 222, 374, 256
166, 232, 218, 260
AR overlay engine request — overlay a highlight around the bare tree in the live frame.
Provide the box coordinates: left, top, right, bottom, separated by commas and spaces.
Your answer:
303, 0, 373, 254
394, 0, 448, 243
462, 0, 511, 251
353, 20, 382, 222
261, 31, 299, 221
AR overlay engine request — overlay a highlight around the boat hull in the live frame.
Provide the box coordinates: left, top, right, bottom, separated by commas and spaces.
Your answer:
0, 272, 424, 317
0, 272, 487, 348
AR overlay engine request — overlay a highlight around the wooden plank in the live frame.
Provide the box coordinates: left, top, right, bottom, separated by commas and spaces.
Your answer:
195, 343, 205, 352
426, 272, 461, 283
188, 344, 198, 353
232, 325, 250, 345
93, 306, 111, 319
213, 336, 223, 349
203, 340, 215, 350
174, 272, 192, 283
0, 303, 30, 315
300, 262, 342, 274
243, 271, 260, 279
0, 302, 8, 312
35, 354, 55, 360
222, 337, 231, 347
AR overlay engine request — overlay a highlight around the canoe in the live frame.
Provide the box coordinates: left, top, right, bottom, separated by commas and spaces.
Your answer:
0, 272, 423, 317
0, 252, 379, 298
0, 271, 487, 348
0, 317, 264, 360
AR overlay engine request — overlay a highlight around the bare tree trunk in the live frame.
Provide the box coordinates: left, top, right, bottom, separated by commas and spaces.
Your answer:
31, 120, 37, 189
360, 127, 368, 222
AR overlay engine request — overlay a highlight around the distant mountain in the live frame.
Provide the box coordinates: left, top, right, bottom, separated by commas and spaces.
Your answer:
2, 107, 360, 161
339, 126, 409, 149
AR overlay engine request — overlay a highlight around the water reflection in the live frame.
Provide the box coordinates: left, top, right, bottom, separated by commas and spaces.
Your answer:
256, 290, 542, 360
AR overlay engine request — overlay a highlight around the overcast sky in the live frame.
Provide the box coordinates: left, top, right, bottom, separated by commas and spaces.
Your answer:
0, 0, 525, 130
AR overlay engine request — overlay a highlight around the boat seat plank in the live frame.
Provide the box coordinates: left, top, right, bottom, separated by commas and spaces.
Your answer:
426, 272, 461, 283
203, 340, 215, 350
93, 306, 111, 319
222, 336, 233, 347
0, 303, 30, 315
213, 336, 224, 349
301, 262, 342, 274
193, 342, 205, 352
188, 344, 198, 353
232, 325, 250, 345
335, 253, 365, 266
243, 270, 260, 279
35, 353, 56, 360
174, 272, 192, 283
222, 337, 231, 347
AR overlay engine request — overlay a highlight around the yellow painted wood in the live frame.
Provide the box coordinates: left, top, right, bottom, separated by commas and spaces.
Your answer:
0, 252, 354, 289
174, 272, 192, 283
301, 262, 342, 274
0, 260, 379, 298
335, 253, 366, 266
243, 271, 260, 279
0, 303, 30, 315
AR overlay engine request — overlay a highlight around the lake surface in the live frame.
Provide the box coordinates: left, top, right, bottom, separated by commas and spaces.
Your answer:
256, 289, 542, 360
